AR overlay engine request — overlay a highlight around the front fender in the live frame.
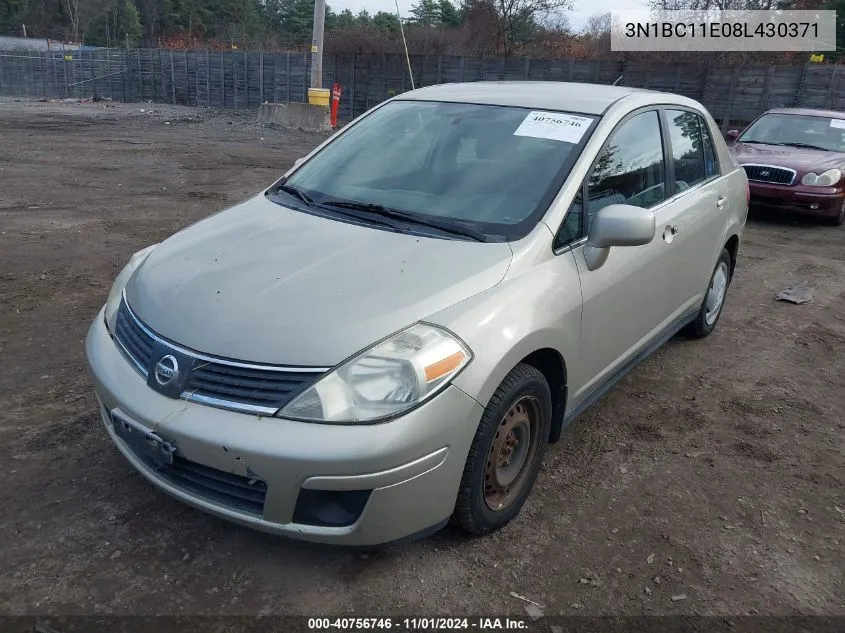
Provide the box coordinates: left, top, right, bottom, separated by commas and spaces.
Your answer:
426, 252, 583, 419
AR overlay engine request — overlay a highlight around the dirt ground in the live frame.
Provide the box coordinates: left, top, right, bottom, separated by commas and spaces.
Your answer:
0, 99, 843, 620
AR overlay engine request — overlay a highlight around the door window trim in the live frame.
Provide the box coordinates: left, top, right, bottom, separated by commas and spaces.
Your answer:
554, 105, 668, 254
553, 104, 724, 255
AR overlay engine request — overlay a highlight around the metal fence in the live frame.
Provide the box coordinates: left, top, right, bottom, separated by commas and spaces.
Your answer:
2, 48, 845, 127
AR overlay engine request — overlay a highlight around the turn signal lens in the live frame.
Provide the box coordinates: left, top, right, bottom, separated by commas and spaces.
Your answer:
424, 351, 468, 382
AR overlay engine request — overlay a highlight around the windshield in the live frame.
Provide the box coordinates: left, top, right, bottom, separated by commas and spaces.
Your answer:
277, 100, 597, 241
739, 113, 845, 152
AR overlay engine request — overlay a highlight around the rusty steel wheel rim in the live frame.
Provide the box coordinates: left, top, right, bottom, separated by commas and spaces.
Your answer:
484, 396, 541, 511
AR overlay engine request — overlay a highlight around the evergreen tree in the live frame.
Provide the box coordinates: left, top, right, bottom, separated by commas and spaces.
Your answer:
439, 0, 460, 27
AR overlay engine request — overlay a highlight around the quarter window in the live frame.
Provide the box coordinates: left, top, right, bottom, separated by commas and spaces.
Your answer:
554, 191, 582, 248
666, 109, 708, 188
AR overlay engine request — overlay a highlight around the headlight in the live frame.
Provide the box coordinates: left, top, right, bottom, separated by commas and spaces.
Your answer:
278, 323, 472, 423
104, 244, 158, 332
801, 168, 842, 187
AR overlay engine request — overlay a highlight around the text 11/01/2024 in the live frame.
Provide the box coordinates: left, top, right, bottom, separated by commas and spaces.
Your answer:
307, 617, 529, 631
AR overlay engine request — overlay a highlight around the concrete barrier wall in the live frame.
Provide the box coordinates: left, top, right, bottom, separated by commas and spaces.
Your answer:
257, 102, 330, 132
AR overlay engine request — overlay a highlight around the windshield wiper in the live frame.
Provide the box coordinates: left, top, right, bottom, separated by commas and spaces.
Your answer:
319, 200, 488, 242
272, 183, 314, 206
775, 141, 829, 151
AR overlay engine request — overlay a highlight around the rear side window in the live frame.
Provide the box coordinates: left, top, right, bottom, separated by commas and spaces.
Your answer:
666, 109, 707, 188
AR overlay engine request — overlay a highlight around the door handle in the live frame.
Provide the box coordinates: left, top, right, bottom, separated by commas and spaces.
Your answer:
716, 196, 727, 209
663, 224, 680, 243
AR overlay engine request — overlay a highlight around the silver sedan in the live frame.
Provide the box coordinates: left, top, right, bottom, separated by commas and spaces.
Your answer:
86, 81, 748, 545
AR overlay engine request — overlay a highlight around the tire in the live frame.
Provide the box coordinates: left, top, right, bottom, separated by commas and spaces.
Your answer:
682, 247, 732, 339
453, 363, 552, 535
823, 199, 845, 226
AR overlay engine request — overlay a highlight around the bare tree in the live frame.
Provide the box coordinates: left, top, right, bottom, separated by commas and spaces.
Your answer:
63, 0, 115, 42
581, 11, 611, 57
491, 0, 573, 56
583, 12, 610, 38
63, 0, 82, 41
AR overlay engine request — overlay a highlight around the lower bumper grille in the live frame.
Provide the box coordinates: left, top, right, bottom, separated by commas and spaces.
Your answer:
110, 410, 267, 516
154, 455, 267, 516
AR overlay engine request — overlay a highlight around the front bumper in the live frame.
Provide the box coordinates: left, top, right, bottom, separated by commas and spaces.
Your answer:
748, 181, 845, 218
85, 308, 484, 546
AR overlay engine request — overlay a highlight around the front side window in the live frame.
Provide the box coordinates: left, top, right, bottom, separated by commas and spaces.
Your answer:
586, 110, 666, 228
738, 113, 845, 152
666, 109, 707, 188
279, 100, 597, 241
555, 110, 665, 246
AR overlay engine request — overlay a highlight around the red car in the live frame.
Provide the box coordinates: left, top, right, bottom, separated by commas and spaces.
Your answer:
727, 107, 845, 226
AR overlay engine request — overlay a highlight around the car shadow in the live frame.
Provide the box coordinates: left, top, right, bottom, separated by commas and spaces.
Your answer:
747, 206, 825, 228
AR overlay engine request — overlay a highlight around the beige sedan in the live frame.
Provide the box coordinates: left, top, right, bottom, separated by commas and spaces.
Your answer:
86, 82, 748, 545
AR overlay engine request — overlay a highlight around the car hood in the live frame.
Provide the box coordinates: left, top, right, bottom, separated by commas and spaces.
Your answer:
125, 194, 513, 367
731, 142, 845, 175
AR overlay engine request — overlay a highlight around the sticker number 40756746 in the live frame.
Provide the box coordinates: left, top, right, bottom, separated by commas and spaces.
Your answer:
513, 111, 592, 144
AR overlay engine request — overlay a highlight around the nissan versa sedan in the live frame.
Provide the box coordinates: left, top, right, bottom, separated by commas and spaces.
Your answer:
728, 108, 845, 226
86, 82, 748, 546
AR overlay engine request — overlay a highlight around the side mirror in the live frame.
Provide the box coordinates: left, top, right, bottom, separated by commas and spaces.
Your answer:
584, 203, 656, 271
726, 129, 740, 142
293, 157, 306, 168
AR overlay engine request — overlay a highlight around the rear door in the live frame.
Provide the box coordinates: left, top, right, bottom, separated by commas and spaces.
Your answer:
660, 108, 729, 314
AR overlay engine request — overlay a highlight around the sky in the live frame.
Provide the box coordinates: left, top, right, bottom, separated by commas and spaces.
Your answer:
326, 0, 646, 32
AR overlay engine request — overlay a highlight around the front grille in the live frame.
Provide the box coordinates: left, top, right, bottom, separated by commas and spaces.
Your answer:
186, 363, 322, 412
743, 164, 796, 185
114, 300, 154, 375
112, 295, 326, 414
110, 410, 268, 516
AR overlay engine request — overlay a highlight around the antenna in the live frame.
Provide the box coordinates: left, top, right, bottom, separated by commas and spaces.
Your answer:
394, 0, 415, 90
613, 75, 624, 86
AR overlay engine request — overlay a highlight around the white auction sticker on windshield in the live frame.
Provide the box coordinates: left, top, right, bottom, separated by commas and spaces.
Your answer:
830, 119, 845, 129
514, 111, 591, 143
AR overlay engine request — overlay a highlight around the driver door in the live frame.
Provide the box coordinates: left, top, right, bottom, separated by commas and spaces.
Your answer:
563, 109, 688, 404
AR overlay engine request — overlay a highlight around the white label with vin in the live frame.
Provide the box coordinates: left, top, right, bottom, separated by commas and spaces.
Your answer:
514, 111, 591, 144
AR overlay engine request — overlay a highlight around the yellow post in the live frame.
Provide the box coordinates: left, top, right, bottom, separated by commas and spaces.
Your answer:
307, 88, 330, 107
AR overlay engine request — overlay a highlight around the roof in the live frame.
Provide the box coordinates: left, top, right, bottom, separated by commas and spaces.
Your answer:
764, 107, 845, 119
397, 81, 663, 116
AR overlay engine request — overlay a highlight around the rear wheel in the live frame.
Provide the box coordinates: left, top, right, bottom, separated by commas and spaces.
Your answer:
682, 248, 732, 339
453, 363, 551, 535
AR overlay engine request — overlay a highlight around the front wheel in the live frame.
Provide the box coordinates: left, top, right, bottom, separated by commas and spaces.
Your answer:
682, 247, 732, 339
823, 199, 845, 226
453, 363, 551, 535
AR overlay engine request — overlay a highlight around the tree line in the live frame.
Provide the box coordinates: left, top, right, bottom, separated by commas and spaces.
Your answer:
0, 0, 572, 56
0, 0, 840, 61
